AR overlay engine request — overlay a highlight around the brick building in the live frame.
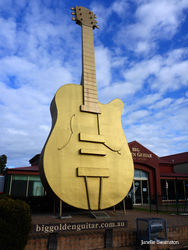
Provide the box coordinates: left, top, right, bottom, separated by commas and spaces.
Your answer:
4, 141, 188, 205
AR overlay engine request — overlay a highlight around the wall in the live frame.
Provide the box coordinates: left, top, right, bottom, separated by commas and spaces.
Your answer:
25, 225, 188, 250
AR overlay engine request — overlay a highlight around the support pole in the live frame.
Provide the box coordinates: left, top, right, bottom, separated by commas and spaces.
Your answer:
59, 199, 62, 218
113, 205, 116, 213
123, 199, 126, 215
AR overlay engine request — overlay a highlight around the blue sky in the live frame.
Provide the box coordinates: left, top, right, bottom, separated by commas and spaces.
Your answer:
0, 0, 188, 167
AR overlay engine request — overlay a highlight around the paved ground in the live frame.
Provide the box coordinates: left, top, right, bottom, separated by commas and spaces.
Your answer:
32, 209, 188, 230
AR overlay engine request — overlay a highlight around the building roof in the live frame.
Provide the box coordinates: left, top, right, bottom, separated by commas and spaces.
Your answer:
29, 154, 40, 165
6, 165, 39, 173
159, 152, 188, 164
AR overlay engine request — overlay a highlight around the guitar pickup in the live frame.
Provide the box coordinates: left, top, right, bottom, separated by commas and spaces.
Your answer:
80, 148, 106, 156
77, 167, 109, 177
79, 133, 105, 143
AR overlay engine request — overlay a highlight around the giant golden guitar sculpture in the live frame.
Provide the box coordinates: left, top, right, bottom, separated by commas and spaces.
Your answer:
40, 6, 134, 210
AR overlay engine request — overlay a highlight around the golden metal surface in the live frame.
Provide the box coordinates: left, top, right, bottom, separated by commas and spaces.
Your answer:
77, 167, 109, 177
79, 133, 105, 143
40, 6, 134, 210
40, 84, 134, 210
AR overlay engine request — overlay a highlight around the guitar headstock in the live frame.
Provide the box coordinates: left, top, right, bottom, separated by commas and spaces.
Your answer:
71, 6, 99, 29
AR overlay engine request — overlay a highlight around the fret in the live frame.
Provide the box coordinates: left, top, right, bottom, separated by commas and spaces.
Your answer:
81, 24, 101, 113
82, 53, 95, 59
84, 86, 97, 91
83, 79, 96, 84
84, 89, 97, 95
82, 68, 96, 75
84, 100, 98, 105
84, 82, 97, 88
83, 74, 96, 80
84, 96, 98, 101
83, 61, 95, 68
83, 81, 97, 88
83, 65, 96, 71
84, 96, 97, 103
83, 64, 95, 70
84, 93, 98, 99
83, 70, 96, 75
82, 78, 96, 83
83, 43, 95, 51
83, 53, 95, 59
83, 46, 95, 53
83, 55, 95, 66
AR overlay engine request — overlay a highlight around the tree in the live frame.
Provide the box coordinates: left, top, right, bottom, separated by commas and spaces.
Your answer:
0, 154, 7, 174
0, 197, 32, 250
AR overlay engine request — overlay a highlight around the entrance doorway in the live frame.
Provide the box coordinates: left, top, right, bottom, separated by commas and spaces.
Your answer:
129, 169, 149, 205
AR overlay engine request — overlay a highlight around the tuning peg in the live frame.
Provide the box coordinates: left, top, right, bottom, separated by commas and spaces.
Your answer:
94, 15, 97, 18
72, 17, 76, 21
71, 7, 75, 10
94, 25, 99, 29
71, 12, 76, 15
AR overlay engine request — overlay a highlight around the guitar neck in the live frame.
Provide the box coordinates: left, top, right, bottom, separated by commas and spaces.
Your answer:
80, 25, 101, 114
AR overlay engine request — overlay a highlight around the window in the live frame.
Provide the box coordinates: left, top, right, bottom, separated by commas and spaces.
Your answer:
11, 175, 27, 196
168, 180, 176, 200
134, 169, 148, 179
161, 180, 167, 200
185, 180, 188, 199
130, 169, 149, 204
9, 174, 44, 197
176, 180, 185, 200
161, 179, 187, 201
28, 176, 44, 196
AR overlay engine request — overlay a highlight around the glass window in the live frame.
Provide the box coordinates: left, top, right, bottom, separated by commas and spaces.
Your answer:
134, 169, 148, 179
141, 171, 148, 178
142, 180, 149, 203
11, 175, 27, 197
5, 175, 11, 194
134, 169, 141, 178
134, 180, 141, 203
185, 180, 188, 199
176, 180, 185, 200
28, 176, 44, 196
161, 180, 167, 200
167, 180, 175, 200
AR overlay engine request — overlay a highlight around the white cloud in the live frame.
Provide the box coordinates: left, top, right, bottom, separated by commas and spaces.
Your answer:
123, 56, 161, 90
7, 128, 28, 136
151, 59, 188, 93
125, 96, 188, 156
0, 0, 188, 167
98, 81, 136, 104
111, 0, 129, 17
149, 98, 173, 109
95, 46, 111, 88
126, 109, 150, 125
90, 0, 129, 31
118, 49, 188, 97
115, 0, 188, 54
0, 17, 16, 51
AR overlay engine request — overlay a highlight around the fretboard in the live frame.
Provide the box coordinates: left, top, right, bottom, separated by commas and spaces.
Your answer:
80, 25, 101, 114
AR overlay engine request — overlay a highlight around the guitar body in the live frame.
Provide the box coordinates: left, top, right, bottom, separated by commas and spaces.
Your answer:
40, 84, 134, 210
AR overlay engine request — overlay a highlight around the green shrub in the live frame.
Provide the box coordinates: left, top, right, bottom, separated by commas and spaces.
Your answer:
0, 194, 10, 200
0, 198, 32, 250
